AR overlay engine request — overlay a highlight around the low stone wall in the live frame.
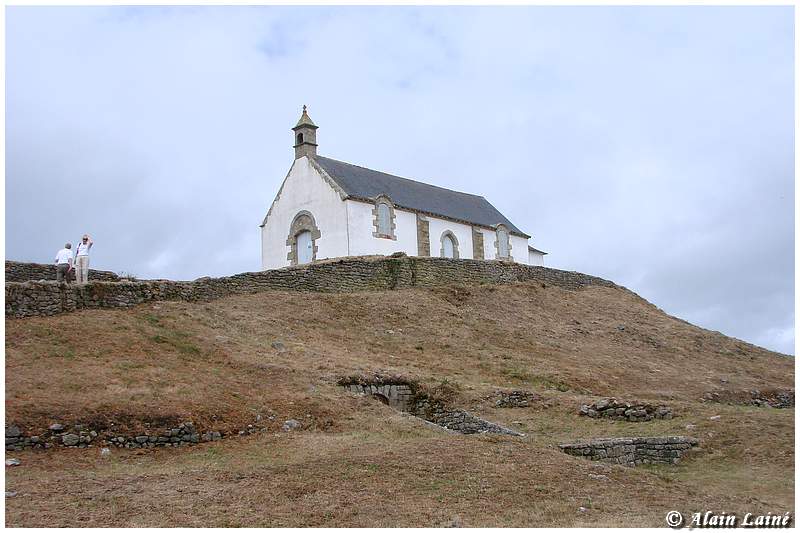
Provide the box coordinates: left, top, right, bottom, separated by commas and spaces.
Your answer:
579, 398, 673, 422
6, 255, 621, 318
413, 398, 523, 436
6, 421, 255, 452
560, 436, 699, 467
6, 260, 121, 283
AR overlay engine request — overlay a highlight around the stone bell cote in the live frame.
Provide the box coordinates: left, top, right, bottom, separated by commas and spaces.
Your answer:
292, 105, 318, 159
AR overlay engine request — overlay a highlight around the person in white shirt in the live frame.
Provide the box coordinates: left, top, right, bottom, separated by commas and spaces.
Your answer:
54, 243, 74, 283
74, 234, 93, 284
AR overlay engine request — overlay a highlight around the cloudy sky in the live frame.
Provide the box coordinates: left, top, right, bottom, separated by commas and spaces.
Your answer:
6, 6, 794, 354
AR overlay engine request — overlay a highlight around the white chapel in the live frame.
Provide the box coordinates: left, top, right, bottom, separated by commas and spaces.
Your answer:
260, 107, 547, 270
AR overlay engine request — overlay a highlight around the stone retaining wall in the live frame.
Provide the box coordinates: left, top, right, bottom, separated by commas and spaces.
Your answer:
412, 398, 522, 436
6, 255, 621, 318
560, 436, 699, 467
6, 260, 121, 283
340, 374, 523, 437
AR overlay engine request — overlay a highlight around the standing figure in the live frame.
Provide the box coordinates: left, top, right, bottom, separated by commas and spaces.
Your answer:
74, 234, 93, 284
54, 243, 74, 283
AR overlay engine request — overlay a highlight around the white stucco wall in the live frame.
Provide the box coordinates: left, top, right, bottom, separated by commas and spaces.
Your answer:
345, 200, 418, 257
260, 157, 349, 269
426, 217, 474, 259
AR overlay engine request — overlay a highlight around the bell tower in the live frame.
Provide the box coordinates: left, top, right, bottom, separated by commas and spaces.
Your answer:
292, 105, 318, 159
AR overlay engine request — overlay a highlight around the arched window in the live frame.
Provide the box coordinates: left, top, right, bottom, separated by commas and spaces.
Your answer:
296, 133, 304, 145
377, 203, 391, 235
372, 196, 396, 240
495, 225, 511, 260
440, 231, 459, 259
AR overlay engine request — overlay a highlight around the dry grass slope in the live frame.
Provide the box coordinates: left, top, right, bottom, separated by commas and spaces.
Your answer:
5, 280, 794, 526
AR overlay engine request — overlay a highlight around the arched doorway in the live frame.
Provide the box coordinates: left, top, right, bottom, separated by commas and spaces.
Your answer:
286, 211, 321, 266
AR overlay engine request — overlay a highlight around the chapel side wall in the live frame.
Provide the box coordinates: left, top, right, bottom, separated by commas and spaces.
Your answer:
261, 157, 349, 269
345, 200, 418, 257
478, 228, 529, 264
426, 217, 474, 259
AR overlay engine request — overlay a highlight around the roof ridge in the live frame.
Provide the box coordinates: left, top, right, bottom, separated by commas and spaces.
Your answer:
314, 155, 487, 200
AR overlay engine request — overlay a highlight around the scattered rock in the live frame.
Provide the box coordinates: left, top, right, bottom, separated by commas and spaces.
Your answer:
685, 424, 696, 430
6, 491, 18, 497
5, 458, 21, 467
100, 448, 111, 457
61, 434, 80, 446
282, 419, 301, 432
447, 515, 463, 527
588, 473, 609, 481
709, 415, 721, 421
5, 426, 21, 438
579, 507, 589, 513
271, 341, 286, 352
48, 423, 64, 432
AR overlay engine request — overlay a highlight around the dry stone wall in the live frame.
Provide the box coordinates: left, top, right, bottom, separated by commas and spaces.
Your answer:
560, 436, 699, 466
6, 255, 621, 318
412, 398, 523, 436
579, 398, 673, 422
6, 260, 121, 283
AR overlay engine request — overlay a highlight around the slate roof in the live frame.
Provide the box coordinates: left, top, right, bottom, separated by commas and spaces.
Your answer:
314, 155, 528, 237
528, 246, 548, 255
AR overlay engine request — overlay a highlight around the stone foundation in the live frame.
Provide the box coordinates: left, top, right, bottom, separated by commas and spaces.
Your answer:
6, 255, 621, 318
560, 436, 699, 467
579, 398, 673, 422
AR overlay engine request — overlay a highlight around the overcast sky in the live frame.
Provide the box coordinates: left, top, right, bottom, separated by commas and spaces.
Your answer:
6, 6, 794, 354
